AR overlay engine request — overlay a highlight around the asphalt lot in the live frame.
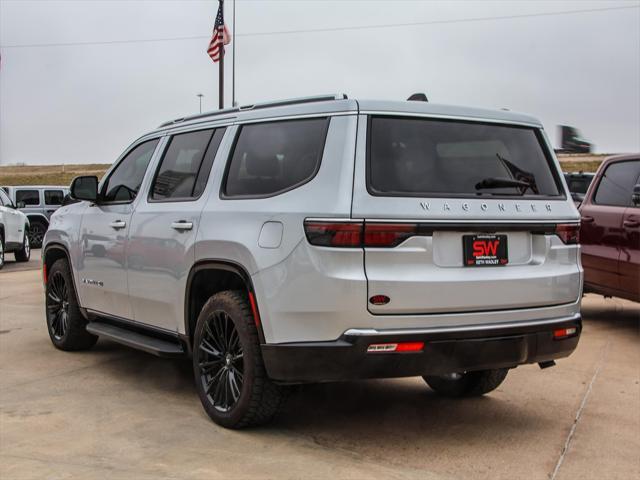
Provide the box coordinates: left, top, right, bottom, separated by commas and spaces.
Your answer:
0, 257, 638, 479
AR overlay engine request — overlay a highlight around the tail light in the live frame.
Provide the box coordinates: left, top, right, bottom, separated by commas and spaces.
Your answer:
555, 223, 580, 244
363, 223, 418, 247
304, 220, 420, 248
304, 221, 363, 247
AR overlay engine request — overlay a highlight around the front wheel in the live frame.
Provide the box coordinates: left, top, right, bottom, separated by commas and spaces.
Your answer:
423, 369, 509, 397
14, 230, 30, 262
45, 259, 98, 351
0, 235, 5, 270
193, 290, 287, 429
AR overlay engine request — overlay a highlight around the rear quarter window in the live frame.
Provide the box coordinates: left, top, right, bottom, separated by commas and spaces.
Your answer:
44, 190, 65, 205
367, 116, 562, 198
223, 118, 329, 198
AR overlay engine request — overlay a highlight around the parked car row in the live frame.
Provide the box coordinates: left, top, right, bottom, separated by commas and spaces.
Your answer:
0, 186, 69, 248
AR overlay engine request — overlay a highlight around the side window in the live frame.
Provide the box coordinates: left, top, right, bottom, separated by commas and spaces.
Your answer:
16, 189, 40, 206
594, 160, 640, 207
151, 128, 225, 201
102, 139, 159, 203
44, 190, 65, 205
224, 118, 329, 197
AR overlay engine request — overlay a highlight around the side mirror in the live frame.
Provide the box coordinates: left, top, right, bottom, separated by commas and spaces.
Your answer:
632, 184, 640, 207
70, 176, 99, 202
16, 201, 25, 209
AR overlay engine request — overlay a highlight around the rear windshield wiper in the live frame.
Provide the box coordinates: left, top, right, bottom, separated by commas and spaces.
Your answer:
475, 177, 534, 192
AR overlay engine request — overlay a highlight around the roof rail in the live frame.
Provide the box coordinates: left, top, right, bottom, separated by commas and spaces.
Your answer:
158, 93, 348, 128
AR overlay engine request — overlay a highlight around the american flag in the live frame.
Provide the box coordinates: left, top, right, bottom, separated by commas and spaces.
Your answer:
207, 2, 231, 63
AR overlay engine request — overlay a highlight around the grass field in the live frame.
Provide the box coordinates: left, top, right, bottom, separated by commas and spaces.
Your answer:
0, 154, 608, 187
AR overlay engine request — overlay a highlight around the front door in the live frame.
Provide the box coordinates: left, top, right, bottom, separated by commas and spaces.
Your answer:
127, 128, 226, 331
77, 138, 160, 319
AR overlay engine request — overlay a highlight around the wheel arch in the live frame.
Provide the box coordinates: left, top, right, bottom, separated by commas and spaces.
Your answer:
26, 213, 48, 227
184, 260, 265, 353
42, 243, 81, 308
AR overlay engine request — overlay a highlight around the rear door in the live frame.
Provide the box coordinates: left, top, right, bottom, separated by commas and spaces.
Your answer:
580, 160, 639, 294
44, 189, 65, 218
352, 114, 581, 315
127, 128, 225, 331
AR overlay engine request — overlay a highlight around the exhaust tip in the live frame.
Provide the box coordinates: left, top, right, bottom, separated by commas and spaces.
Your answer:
538, 360, 556, 369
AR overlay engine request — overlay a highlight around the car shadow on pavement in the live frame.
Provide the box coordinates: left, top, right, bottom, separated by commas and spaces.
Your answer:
91, 338, 548, 450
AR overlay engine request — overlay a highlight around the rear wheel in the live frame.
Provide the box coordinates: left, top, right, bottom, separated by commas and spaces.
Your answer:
193, 290, 287, 429
14, 231, 30, 262
45, 258, 98, 351
28, 221, 47, 249
423, 369, 509, 397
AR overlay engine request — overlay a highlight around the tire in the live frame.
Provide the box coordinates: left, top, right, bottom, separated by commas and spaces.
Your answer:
14, 230, 31, 262
0, 234, 4, 270
45, 258, 98, 351
423, 369, 509, 398
193, 290, 287, 429
28, 221, 47, 249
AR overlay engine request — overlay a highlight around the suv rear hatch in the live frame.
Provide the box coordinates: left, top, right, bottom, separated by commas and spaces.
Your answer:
351, 114, 581, 315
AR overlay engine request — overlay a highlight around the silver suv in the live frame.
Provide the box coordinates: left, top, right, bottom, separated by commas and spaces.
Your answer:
42, 95, 583, 428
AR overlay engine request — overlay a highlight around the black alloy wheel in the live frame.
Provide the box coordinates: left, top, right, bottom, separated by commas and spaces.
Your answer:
197, 310, 244, 412
46, 270, 70, 340
28, 222, 46, 248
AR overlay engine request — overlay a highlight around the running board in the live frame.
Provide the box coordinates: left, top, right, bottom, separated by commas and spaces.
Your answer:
86, 322, 185, 358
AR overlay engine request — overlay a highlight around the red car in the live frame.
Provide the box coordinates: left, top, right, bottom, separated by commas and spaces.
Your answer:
579, 154, 640, 302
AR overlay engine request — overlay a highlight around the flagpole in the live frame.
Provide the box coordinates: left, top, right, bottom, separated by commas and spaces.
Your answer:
218, 0, 225, 109
232, 0, 236, 106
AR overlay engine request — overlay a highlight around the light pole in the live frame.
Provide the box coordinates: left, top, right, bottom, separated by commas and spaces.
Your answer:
197, 93, 204, 113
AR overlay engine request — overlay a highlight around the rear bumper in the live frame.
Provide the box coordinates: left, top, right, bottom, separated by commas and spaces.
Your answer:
261, 314, 581, 383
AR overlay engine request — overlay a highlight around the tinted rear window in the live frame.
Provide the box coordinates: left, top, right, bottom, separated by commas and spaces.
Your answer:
44, 190, 65, 205
368, 117, 561, 198
224, 118, 328, 197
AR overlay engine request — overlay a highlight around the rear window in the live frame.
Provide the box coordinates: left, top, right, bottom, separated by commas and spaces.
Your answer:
368, 116, 562, 198
223, 118, 329, 198
16, 189, 40, 205
44, 190, 65, 205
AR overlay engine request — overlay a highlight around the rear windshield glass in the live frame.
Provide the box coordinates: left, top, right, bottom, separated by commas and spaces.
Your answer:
368, 116, 562, 198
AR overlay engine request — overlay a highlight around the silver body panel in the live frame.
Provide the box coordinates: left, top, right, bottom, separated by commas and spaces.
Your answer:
44, 96, 582, 345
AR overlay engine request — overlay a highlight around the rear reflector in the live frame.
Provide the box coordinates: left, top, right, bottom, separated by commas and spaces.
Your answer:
369, 295, 390, 305
367, 341, 424, 353
42, 263, 47, 285
555, 224, 580, 245
553, 327, 577, 339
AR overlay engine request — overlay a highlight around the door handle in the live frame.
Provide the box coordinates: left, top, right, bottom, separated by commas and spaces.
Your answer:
581, 216, 594, 223
171, 221, 193, 231
109, 220, 126, 229
623, 220, 639, 228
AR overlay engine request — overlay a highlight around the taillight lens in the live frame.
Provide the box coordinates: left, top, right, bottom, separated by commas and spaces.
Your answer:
304, 220, 421, 248
363, 223, 418, 247
555, 223, 580, 244
304, 221, 363, 247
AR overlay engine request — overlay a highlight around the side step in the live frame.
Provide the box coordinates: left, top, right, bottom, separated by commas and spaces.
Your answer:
86, 322, 185, 358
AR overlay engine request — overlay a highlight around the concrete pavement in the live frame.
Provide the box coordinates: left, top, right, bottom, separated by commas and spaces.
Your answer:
0, 265, 638, 479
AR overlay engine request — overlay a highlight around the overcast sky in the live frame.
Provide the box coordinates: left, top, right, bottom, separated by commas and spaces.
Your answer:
1, 0, 639, 165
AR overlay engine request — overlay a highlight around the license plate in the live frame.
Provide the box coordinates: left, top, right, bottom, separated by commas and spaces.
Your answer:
463, 234, 508, 267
